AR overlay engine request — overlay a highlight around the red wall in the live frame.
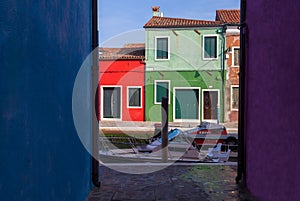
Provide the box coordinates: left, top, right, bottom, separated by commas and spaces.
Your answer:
226, 35, 240, 122
99, 60, 145, 121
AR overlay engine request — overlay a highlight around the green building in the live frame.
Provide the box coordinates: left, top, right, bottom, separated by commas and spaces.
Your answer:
144, 7, 226, 123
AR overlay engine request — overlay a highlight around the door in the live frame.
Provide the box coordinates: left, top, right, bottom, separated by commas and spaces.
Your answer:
174, 88, 199, 120
203, 90, 218, 121
102, 87, 121, 119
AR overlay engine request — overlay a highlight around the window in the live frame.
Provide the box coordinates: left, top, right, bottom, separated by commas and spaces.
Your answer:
127, 87, 142, 108
101, 86, 122, 119
231, 86, 239, 111
155, 37, 169, 60
203, 35, 218, 59
154, 80, 170, 104
232, 47, 240, 67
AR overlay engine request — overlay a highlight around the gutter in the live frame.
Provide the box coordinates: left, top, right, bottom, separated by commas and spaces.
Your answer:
221, 25, 227, 124
226, 28, 240, 35
143, 25, 223, 29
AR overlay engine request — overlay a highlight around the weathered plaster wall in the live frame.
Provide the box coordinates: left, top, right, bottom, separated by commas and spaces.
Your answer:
226, 35, 240, 85
145, 27, 226, 123
145, 28, 223, 71
145, 71, 224, 122
245, 0, 300, 200
225, 34, 240, 122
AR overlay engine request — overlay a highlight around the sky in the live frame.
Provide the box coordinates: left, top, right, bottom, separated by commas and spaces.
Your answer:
98, 0, 240, 47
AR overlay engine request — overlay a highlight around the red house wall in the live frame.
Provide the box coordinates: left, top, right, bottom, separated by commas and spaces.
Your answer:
226, 35, 240, 85
99, 60, 145, 121
225, 35, 240, 122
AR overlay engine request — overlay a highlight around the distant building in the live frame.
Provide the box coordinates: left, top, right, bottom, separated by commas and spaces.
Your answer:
144, 6, 226, 123
216, 9, 240, 122
98, 44, 145, 121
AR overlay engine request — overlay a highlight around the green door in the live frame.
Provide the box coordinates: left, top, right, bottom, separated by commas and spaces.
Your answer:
175, 88, 199, 120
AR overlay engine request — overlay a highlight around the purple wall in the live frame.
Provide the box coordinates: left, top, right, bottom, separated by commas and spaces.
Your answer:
245, 0, 300, 200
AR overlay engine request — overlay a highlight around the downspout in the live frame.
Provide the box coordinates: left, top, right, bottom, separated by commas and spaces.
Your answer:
144, 30, 148, 121
92, 0, 100, 187
236, 0, 247, 185
221, 25, 227, 123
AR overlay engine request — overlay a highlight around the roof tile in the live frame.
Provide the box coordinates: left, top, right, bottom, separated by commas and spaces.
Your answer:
99, 44, 145, 60
144, 16, 222, 28
215, 9, 240, 24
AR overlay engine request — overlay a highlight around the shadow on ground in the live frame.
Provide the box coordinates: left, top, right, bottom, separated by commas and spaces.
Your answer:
87, 164, 258, 201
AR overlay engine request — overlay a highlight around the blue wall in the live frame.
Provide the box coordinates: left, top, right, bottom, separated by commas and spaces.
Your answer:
0, 1, 93, 200
245, 0, 300, 200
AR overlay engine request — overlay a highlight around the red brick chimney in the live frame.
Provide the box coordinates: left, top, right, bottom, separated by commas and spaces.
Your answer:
152, 6, 161, 17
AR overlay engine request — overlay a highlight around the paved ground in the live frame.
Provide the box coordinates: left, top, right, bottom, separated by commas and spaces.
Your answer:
99, 121, 238, 136
87, 163, 258, 201
100, 121, 238, 130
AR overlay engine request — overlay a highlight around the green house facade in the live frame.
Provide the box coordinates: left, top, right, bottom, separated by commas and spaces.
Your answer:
144, 9, 226, 123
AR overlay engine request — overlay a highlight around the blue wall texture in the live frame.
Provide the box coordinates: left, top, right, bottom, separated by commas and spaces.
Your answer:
0, 1, 93, 200
245, 0, 300, 200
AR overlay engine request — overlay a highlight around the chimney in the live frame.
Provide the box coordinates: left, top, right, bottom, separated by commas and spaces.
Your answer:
152, 6, 161, 17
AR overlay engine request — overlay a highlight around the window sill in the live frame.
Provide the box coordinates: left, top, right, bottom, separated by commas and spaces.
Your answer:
203, 58, 218, 61
155, 59, 170, 61
127, 106, 143, 109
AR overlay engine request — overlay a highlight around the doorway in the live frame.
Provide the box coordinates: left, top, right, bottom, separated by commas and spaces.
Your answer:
174, 88, 200, 121
202, 90, 219, 122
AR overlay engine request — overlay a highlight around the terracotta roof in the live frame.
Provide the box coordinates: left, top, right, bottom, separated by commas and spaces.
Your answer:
123, 43, 145, 48
144, 16, 222, 28
99, 44, 145, 60
215, 9, 240, 24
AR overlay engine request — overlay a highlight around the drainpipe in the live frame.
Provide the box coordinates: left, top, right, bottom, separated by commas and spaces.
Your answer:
221, 25, 227, 124
236, 0, 247, 185
92, 0, 100, 187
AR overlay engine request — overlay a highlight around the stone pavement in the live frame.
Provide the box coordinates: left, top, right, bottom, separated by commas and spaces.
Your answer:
87, 163, 258, 201
99, 121, 238, 129
99, 121, 238, 135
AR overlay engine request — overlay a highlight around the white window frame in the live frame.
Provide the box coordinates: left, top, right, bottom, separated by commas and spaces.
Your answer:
127, 86, 142, 109
203, 34, 219, 60
232, 46, 240, 67
154, 80, 170, 104
155, 36, 170, 61
173, 87, 201, 122
101, 85, 122, 121
202, 89, 220, 123
231, 85, 239, 111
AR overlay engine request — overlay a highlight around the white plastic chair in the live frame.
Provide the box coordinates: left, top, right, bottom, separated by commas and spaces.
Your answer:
206, 143, 222, 158
218, 149, 231, 162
